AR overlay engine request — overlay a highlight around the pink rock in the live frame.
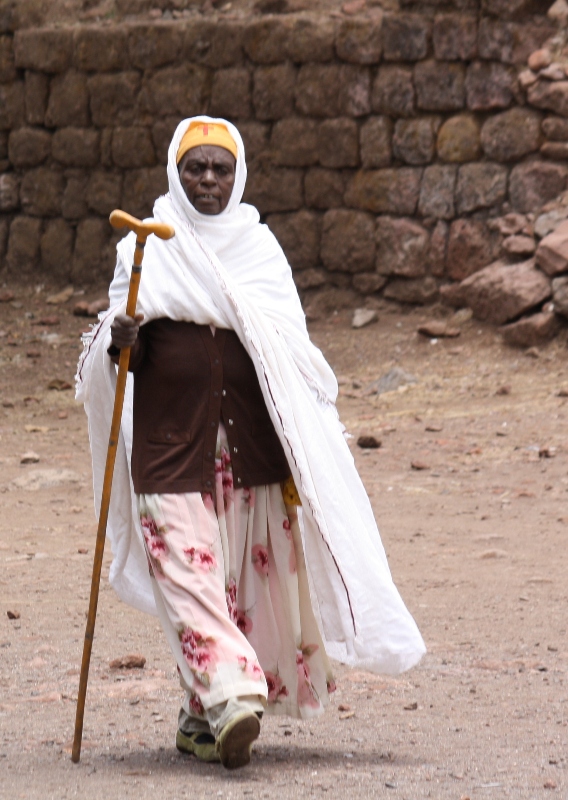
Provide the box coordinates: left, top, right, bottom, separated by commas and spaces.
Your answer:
502, 235, 536, 256
459, 258, 552, 324
417, 320, 461, 338
489, 213, 527, 237
536, 219, 568, 276
539, 63, 566, 81
528, 80, 568, 116
447, 219, 501, 281
501, 309, 561, 347
528, 49, 552, 72
519, 69, 538, 89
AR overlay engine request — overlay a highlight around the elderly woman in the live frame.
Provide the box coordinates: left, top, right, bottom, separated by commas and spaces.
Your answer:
77, 117, 425, 770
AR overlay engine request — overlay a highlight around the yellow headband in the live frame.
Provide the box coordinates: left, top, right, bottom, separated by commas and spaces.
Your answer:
176, 121, 238, 164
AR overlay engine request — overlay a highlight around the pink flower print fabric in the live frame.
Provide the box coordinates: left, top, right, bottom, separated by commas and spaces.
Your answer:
251, 543, 269, 577
265, 670, 289, 704
137, 423, 335, 721
183, 545, 217, 572
140, 514, 169, 578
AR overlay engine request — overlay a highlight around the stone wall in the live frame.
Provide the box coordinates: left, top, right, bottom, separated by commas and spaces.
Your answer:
0, 1, 565, 305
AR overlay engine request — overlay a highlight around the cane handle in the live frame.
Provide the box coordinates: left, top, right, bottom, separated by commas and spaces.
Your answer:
109, 209, 175, 242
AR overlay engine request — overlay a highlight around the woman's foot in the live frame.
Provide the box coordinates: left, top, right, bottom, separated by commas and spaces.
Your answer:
215, 712, 261, 769
176, 730, 220, 762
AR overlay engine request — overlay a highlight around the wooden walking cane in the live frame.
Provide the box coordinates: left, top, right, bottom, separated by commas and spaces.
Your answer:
71, 210, 175, 764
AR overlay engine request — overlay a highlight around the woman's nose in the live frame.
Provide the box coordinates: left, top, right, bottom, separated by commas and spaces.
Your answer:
201, 167, 216, 185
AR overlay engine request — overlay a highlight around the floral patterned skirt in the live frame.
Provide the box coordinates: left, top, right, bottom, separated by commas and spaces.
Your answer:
137, 424, 335, 722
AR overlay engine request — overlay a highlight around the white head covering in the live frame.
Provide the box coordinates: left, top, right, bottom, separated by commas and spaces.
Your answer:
77, 116, 426, 677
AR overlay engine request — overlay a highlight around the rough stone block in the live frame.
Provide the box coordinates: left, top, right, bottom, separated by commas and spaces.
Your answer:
122, 167, 167, 219
253, 64, 296, 121
481, 0, 555, 19
376, 216, 429, 278
40, 218, 74, 281
528, 80, 568, 118
352, 273, 388, 294
128, 23, 182, 70
433, 14, 477, 61
345, 167, 422, 215
304, 287, 358, 320
0, 82, 24, 130
360, 116, 392, 168
480, 108, 542, 162
415, 61, 465, 112
336, 17, 382, 64
319, 118, 359, 168
535, 219, 568, 276
74, 25, 129, 72
447, 219, 501, 281
419, 165, 456, 220
382, 14, 431, 62
243, 165, 303, 214
89, 72, 141, 127
6, 215, 42, 274
8, 127, 51, 168
20, 167, 64, 217
265, 210, 321, 270
552, 275, 568, 317
384, 276, 439, 305
112, 126, 156, 169
0, 34, 16, 82
456, 162, 508, 214
459, 257, 551, 324
24, 71, 49, 126
393, 117, 440, 165
294, 268, 328, 290
62, 170, 88, 219
478, 19, 556, 65
541, 141, 568, 159
338, 65, 371, 117
304, 168, 348, 209
87, 170, 123, 216
210, 68, 252, 120
295, 65, 340, 117
321, 209, 376, 273
437, 114, 481, 162
0, 217, 8, 263
243, 17, 291, 64
151, 116, 180, 165
45, 71, 89, 128
501, 309, 560, 348
14, 28, 72, 73
138, 66, 208, 118
238, 120, 270, 162
72, 217, 110, 284
428, 219, 449, 277
466, 62, 517, 111
184, 19, 245, 68
286, 16, 336, 63
509, 161, 568, 214
0, 172, 19, 211
371, 65, 415, 118
52, 128, 100, 168
542, 116, 568, 141
270, 118, 319, 167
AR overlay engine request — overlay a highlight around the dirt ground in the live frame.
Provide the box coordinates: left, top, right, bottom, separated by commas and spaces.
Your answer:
0, 283, 567, 800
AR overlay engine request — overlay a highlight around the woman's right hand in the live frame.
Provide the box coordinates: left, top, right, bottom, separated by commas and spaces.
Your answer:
110, 313, 144, 349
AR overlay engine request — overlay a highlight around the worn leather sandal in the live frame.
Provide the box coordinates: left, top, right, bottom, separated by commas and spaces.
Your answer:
215, 712, 261, 770
176, 729, 220, 763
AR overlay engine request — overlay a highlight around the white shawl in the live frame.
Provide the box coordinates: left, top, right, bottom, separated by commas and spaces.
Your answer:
77, 116, 425, 675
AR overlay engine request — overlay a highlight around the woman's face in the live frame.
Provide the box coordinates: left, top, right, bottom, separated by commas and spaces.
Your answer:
179, 145, 236, 215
